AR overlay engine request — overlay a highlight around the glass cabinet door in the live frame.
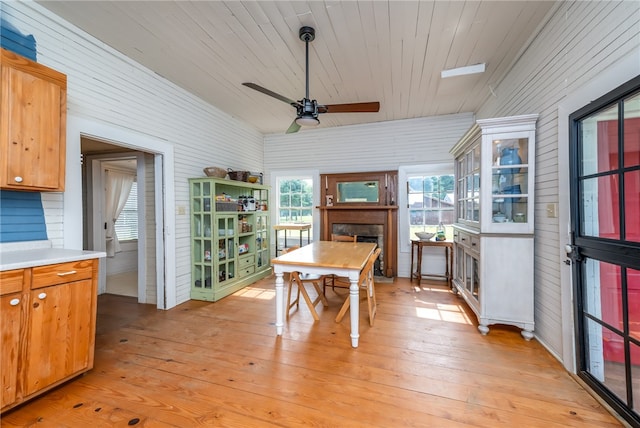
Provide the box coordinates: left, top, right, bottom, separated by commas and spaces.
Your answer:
255, 213, 269, 269
216, 215, 236, 283
491, 137, 529, 224
456, 143, 481, 224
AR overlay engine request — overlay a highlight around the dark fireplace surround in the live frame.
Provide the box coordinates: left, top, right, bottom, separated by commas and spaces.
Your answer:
319, 171, 398, 277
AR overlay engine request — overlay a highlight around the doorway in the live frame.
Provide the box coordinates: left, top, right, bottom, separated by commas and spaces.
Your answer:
569, 75, 640, 426
82, 138, 155, 303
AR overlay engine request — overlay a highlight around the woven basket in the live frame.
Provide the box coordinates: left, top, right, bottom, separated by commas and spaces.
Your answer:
227, 169, 250, 182
203, 167, 227, 178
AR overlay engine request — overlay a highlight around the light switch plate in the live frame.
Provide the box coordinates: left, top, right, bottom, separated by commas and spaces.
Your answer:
546, 203, 558, 218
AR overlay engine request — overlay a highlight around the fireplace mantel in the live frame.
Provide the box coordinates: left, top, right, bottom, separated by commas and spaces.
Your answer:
318, 205, 398, 277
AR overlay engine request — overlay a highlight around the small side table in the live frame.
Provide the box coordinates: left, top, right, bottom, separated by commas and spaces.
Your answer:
410, 239, 453, 288
274, 223, 312, 255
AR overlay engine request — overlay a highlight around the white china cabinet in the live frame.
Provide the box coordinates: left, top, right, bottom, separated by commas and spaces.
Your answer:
450, 114, 538, 339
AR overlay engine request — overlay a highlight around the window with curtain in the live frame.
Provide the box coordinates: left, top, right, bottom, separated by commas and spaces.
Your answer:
114, 181, 138, 241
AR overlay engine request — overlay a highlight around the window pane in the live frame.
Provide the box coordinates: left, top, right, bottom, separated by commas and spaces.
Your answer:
408, 173, 454, 240
114, 181, 137, 241
277, 178, 313, 235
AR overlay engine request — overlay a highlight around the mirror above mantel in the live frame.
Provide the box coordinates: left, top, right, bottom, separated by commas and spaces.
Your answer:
321, 170, 398, 207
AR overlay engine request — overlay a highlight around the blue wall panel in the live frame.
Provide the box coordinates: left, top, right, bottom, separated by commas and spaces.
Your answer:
0, 17, 37, 61
0, 191, 48, 243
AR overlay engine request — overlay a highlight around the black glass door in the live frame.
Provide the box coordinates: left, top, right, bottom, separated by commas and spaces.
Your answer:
569, 75, 640, 426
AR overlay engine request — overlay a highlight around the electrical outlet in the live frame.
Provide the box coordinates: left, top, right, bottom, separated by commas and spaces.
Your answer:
546, 203, 558, 218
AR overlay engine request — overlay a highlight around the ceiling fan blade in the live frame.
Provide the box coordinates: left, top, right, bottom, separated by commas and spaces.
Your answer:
317, 102, 380, 114
285, 120, 301, 134
242, 82, 300, 107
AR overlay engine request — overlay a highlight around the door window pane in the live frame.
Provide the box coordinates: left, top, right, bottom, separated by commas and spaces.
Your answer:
629, 268, 640, 343
583, 258, 622, 330
631, 341, 640, 414
625, 170, 640, 243
585, 317, 627, 401
623, 93, 640, 168
581, 175, 620, 239
581, 104, 619, 176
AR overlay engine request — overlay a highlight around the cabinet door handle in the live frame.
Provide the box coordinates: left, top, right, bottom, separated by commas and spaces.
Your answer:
14, 176, 23, 183
38, 292, 47, 299
10, 298, 20, 306
57, 270, 77, 276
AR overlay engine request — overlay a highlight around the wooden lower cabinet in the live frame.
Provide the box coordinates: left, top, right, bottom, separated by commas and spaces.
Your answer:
0, 259, 98, 413
0, 269, 27, 409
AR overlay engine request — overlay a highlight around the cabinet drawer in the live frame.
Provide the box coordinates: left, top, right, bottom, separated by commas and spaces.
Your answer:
0, 269, 25, 295
238, 255, 254, 267
31, 259, 95, 289
238, 265, 256, 278
469, 235, 480, 251
455, 230, 471, 246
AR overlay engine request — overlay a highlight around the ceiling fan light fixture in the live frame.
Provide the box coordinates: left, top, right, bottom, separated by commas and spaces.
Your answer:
295, 114, 319, 126
441, 63, 486, 78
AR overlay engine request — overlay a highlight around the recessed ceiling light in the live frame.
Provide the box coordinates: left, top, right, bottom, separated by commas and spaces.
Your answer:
441, 63, 486, 78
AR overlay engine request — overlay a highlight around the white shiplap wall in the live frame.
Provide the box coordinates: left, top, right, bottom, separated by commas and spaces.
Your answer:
264, 113, 475, 278
477, 0, 640, 360
4, 2, 264, 307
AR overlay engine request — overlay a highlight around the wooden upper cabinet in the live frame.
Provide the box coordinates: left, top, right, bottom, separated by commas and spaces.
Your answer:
0, 48, 67, 191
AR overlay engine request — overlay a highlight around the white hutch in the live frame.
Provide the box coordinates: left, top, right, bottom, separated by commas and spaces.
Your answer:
450, 114, 538, 339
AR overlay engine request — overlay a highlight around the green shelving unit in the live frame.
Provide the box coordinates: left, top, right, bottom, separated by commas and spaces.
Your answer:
189, 177, 271, 301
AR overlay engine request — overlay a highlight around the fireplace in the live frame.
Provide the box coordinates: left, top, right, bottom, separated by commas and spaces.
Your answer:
319, 171, 399, 277
318, 205, 398, 277
332, 223, 384, 276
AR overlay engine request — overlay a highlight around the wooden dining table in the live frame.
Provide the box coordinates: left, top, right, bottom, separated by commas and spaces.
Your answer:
271, 241, 377, 348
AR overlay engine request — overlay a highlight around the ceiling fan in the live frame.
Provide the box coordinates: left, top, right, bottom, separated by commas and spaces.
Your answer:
243, 26, 380, 134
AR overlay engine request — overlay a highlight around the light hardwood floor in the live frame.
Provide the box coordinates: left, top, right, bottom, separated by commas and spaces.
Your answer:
1, 277, 625, 427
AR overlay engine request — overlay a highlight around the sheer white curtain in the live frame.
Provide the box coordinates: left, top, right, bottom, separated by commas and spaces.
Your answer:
105, 169, 134, 257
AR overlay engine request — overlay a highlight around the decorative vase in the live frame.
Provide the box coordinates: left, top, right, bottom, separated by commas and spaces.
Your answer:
499, 147, 522, 173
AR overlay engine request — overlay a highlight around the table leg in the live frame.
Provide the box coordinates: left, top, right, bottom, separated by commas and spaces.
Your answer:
410, 242, 415, 283
274, 271, 284, 335
417, 245, 423, 286
349, 271, 360, 348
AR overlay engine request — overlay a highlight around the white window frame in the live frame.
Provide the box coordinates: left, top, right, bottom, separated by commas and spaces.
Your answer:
398, 163, 454, 253
269, 169, 321, 244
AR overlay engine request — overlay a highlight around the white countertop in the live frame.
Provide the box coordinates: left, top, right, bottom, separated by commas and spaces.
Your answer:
0, 246, 106, 271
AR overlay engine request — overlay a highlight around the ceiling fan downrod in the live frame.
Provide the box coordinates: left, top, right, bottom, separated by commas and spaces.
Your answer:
299, 26, 315, 101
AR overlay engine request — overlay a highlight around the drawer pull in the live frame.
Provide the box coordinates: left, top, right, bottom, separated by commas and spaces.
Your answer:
14, 176, 23, 183
472, 242, 476, 246
10, 298, 20, 306
38, 292, 47, 299
57, 270, 78, 276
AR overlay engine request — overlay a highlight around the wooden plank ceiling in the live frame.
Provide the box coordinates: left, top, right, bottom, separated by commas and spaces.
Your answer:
37, 1, 556, 135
